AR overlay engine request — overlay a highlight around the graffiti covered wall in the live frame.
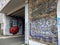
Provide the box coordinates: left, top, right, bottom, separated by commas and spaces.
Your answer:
29, 0, 58, 45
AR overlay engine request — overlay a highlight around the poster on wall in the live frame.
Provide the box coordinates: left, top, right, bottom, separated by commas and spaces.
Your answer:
29, 0, 58, 45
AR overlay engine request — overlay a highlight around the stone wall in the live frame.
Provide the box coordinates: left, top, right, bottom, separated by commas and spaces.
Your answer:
28, 0, 58, 45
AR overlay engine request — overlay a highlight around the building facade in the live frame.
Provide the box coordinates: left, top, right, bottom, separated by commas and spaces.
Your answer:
0, 0, 59, 45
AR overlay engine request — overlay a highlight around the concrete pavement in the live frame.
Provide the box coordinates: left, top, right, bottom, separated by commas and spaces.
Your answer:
0, 35, 24, 45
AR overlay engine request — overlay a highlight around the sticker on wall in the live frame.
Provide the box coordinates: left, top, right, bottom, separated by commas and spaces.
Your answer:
57, 18, 60, 26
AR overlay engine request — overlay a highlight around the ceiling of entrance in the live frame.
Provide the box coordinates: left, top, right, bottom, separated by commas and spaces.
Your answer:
9, 7, 25, 18
0, 0, 25, 15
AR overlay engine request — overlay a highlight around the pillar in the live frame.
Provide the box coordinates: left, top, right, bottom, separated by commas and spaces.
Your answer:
25, 0, 29, 44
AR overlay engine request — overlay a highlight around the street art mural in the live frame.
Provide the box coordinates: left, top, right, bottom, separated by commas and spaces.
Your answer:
7, 17, 23, 35
29, 0, 58, 45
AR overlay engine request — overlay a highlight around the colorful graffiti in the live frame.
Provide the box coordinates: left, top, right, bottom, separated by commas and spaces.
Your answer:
29, 0, 58, 45
30, 18, 57, 43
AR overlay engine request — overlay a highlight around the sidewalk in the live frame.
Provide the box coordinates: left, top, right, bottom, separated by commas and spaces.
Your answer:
0, 35, 24, 45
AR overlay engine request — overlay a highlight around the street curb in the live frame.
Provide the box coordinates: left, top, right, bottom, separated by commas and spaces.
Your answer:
0, 35, 23, 39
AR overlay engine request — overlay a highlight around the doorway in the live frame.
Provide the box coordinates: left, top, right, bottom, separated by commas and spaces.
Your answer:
7, 7, 25, 44
9, 7, 25, 35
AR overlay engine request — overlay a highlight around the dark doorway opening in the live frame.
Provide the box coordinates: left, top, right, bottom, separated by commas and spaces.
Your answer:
9, 7, 25, 35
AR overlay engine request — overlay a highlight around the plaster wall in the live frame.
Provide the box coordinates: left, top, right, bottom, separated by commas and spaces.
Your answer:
57, 0, 60, 45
